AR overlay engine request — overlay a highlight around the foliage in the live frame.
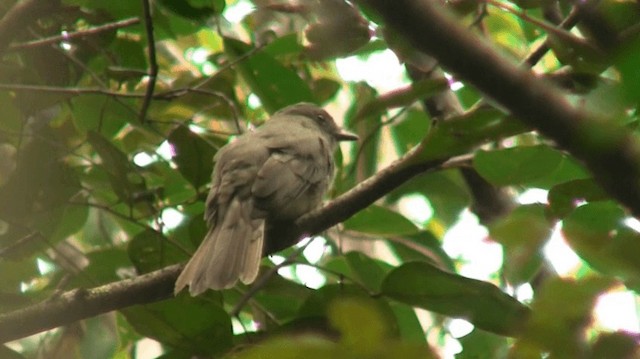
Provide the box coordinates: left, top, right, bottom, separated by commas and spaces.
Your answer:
0, 0, 639, 358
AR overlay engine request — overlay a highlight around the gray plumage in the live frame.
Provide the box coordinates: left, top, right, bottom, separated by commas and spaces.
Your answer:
175, 103, 357, 295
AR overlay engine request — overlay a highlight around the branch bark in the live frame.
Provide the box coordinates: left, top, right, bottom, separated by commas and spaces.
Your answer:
362, 0, 640, 217
0, 264, 180, 343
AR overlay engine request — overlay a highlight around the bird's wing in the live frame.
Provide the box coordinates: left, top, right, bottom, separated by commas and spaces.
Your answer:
251, 129, 333, 219
204, 137, 270, 226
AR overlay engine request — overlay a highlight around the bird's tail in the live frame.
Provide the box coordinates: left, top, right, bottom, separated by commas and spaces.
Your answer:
174, 197, 264, 296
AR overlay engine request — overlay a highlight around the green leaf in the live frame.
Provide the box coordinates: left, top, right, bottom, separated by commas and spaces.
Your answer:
562, 201, 640, 286
386, 231, 455, 271
591, 331, 640, 359
416, 108, 526, 162
157, 0, 218, 20
251, 272, 313, 322
263, 33, 304, 58
489, 204, 552, 285
87, 131, 146, 204
329, 298, 389, 348
298, 284, 396, 335
312, 78, 342, 104
391, 109, 431, 155
457, 329, 509, 359
346, 84, 381, 179
128, 229, 183, 273
224, 38, 315, 113
343, 205, 419, 236
389, 302, 427, 344
345, 251, 392, 292
616, 35, 640, 106
388, 170, 470, 227
548, 178, 608, 219
74, 248, 132, 286
123, 295, 232, 356
71, 96, 134, 136
167, 125, 217, 191
474, 145, 564, 186
381, 261, 530, 336
513, 277, 615, 357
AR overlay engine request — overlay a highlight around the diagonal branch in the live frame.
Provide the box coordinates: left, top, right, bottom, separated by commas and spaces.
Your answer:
362, 0, 640, 217
0, 264, 180, 344
9, 17, 140, 51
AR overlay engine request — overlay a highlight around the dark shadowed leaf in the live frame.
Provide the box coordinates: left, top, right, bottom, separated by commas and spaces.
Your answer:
167, 125, 217, 191
123, 295, 232, 356
512, 276, 615, 357
548, 178, 608, 219
457, 329, 509, 358
224, 38, 315, 113
128, 229, 183, 273
489, 204, 552, 285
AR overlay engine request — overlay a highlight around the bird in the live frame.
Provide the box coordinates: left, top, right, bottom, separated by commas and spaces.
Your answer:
174, 102, 358, 296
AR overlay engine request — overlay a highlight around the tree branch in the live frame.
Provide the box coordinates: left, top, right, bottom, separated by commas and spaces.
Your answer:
8, 17, 140, 51
362, 0, 640, 217
0, 0, 60, 56
0, 264, 180, 343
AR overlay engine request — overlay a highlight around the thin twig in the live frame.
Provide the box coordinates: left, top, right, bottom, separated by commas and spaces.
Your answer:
523, 6, 581, 67
9, 18, 140, 51
139, 0, 158, 123
0, 0, 56, 55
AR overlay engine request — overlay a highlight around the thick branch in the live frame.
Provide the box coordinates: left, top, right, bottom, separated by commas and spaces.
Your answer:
0, 265, 180, 343
363, 0, 640, 217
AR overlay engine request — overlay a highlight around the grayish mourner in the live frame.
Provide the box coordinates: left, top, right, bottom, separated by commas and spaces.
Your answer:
175, 103, 357, 295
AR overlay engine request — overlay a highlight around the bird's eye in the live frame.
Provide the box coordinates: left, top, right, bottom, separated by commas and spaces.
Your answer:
316, 114, 325, 122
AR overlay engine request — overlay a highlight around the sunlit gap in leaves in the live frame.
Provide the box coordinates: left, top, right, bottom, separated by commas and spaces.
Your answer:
133, 152, 155, 167
521, 188, 640, 334
335, 49, 408, 92
185, 47, 216, 76
397, 193, 434, 226
442, 210, 501, 282
269, 236, 328, 289
60, 31, 72, 51
36, 257, 55, 275
247, 93, 262, 110
135, 338, 163, 359
223, 0, 254, 23
160, 208, 185, 231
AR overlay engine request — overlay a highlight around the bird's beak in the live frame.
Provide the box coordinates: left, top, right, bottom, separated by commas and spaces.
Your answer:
336, 129, 358, 142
